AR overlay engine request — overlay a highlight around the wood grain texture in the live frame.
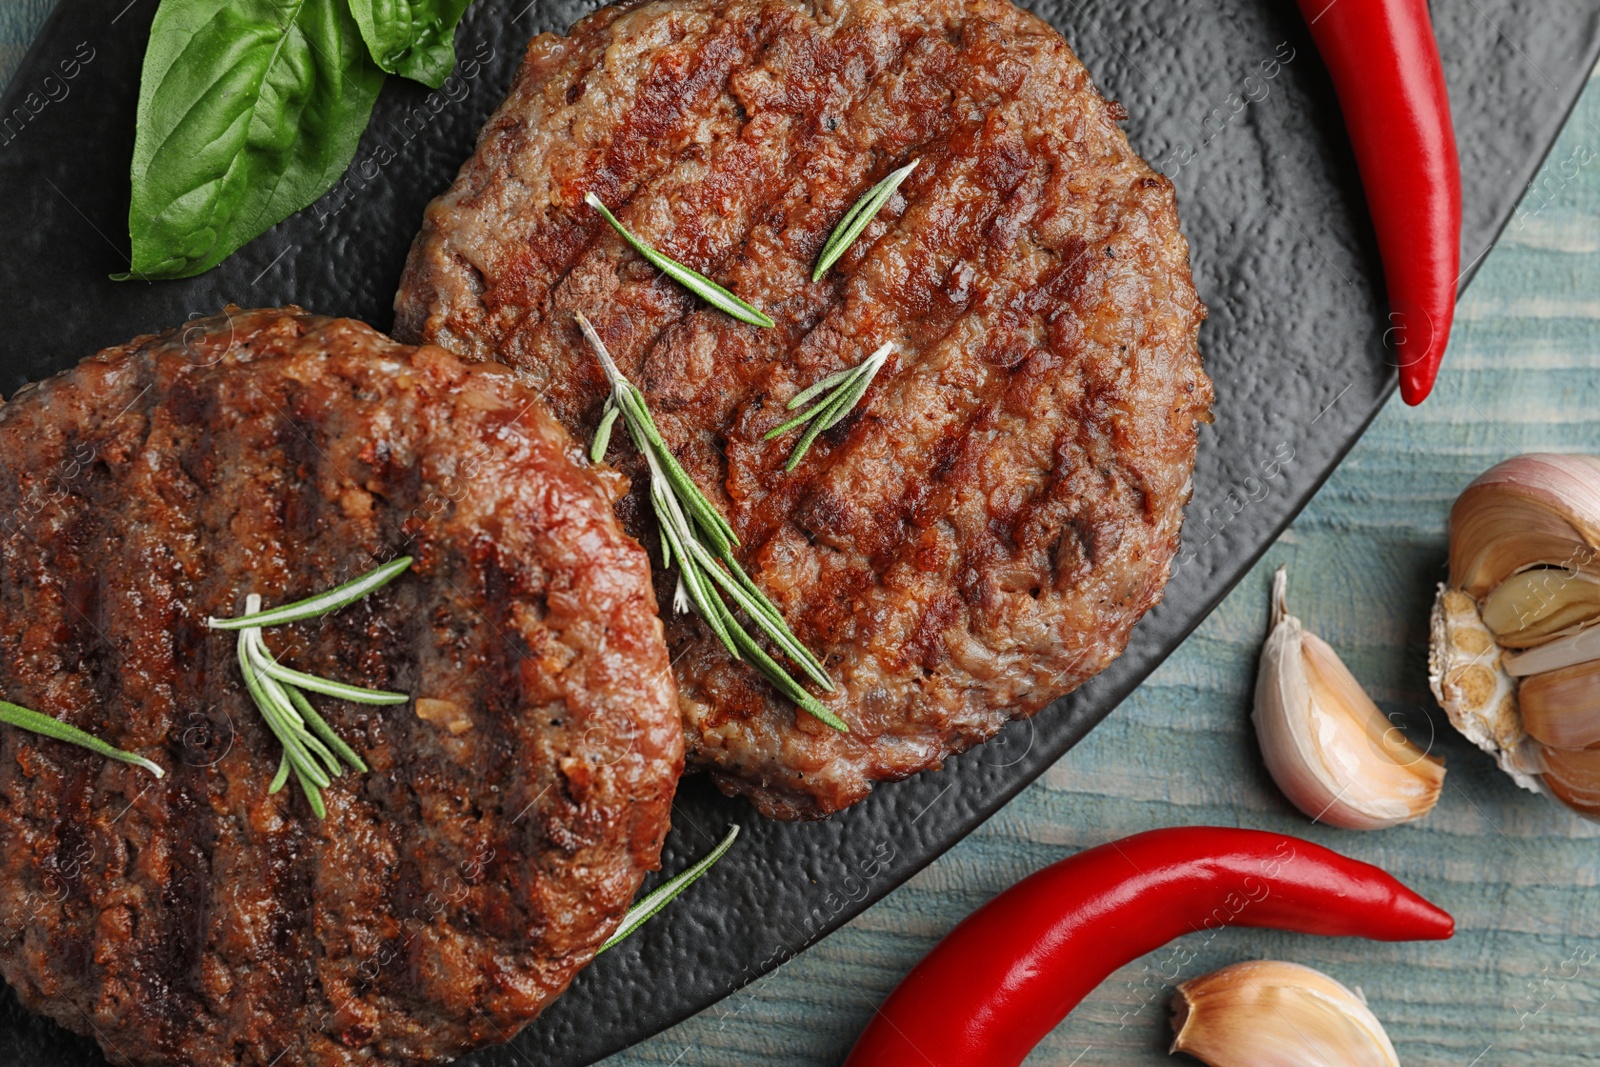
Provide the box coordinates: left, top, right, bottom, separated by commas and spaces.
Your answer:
6, 5, 1600, 1067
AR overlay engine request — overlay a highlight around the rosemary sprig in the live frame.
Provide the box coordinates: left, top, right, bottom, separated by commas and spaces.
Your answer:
599, 824, 740, 954
576, 313, 846, 732
0, 700, 164, 778
764, 342, 893, 471
211, 559, 412, 817
584, 192, 775, 329
812, 159, 919, 281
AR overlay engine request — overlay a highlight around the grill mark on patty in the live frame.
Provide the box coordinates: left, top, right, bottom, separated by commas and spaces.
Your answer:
139, 576, 210, 1052
458, 546, 528, 891
218, 394, 325, 1045
149, 792, 211, 1052
908, 254, 1145, 633
593, 10, 773, 192
45, 769, 94, 995
44, 767, 97, 1004
885, 301, 1094, 580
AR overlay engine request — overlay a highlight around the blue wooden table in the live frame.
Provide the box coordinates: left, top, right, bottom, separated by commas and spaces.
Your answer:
7, 9, 1600, 1066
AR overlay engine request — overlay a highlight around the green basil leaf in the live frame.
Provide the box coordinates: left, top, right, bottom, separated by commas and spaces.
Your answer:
123, 0, 386, 280
347, 0, 473, 89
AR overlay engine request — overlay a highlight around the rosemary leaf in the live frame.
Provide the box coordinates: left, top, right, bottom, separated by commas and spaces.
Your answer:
285, 685, 370, 774
582, 321, 738, 550
721, 614, 847, 731
821, 369, 877, 432
719, 564, 830, 685
251, 635, 408, 705
576, 313, 845, 730
765, 393, 834, 440
584, 193, 775, 329
252, 674, 340, 785
0, 700, 165, 778
619, 384, 739, 556
766, 342, 893, 472
651, 482, 676, 572
591, 398, 620, 462
209, 555, 412, 629
269, 752, 291, 794
599, 824, 741, 953
812, 159, 919, 281
786, 364, 859, 412
786, 403, 838, 472
294, 768, 329, 819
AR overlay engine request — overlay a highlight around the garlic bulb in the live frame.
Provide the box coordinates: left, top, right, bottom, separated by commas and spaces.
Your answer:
1254, 566, 1445, 830
1430, 453, 1600, 820
1170, 960, 1401, 1067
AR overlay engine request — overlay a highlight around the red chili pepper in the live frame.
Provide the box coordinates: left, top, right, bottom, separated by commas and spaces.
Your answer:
842, 826, 1454, 1067
1294, 0, 1461, 405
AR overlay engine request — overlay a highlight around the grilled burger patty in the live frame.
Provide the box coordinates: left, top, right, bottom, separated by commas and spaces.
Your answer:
0, 309, 682, 1066
395, 0, 1212, 818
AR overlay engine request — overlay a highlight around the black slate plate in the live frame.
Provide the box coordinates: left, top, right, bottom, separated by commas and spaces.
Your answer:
1, 1, 1597, 1064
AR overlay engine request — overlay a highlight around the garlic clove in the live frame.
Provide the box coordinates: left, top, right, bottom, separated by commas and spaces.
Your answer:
1516, 659, 1600, 749
1538, 745, 1600, 820
1428, 585, 1544, 792
1170, 960, 1400, 1067
1449, 453, 1600, 598
1254, 566, 1444, 830
1480, 568, 1600, 648
1502, 623, 1600, 677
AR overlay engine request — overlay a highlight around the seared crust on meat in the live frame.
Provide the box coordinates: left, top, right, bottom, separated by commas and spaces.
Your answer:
0, 308, 682, 1066
395, 0, 1212, 818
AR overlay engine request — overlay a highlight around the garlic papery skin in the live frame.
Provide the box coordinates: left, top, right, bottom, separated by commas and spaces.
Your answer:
1170, 960, 1400, 1067
1449, 453, 1600, 598
1254, 566, 1445, 830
